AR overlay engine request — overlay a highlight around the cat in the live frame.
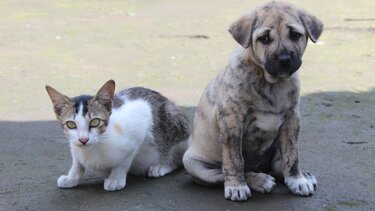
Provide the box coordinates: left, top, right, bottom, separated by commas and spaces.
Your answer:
46, 80, 191, 191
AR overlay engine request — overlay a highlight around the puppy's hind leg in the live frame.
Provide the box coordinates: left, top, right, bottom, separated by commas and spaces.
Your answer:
183, 153, 224, 186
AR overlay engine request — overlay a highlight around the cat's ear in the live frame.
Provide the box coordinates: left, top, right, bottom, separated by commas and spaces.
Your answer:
45, 85, 71, 116
94, 80, 115, 111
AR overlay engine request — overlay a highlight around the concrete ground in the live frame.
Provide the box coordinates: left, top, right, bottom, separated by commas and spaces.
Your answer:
0, 0, 374, 210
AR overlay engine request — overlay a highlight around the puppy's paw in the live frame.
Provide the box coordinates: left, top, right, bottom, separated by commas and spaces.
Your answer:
148, 164, 173, 178
285, 176, 314, 196
246, 172, 276, 193
104, 178, 126, 191
224, 183, 251, 201
57, 175, 79, 188
302, 170, 317, 189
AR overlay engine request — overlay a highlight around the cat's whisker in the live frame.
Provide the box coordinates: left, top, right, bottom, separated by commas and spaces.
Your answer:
93, 140, 105, 146
54, 139, 69, 144
88, 144, 96, 149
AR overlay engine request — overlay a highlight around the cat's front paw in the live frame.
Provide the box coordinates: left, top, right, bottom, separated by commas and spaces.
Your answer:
57, 175, 79, 188
104, 178, 126, 191
285, 176, 314, 196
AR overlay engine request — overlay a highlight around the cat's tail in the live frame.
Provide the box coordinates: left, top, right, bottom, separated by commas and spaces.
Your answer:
169, 135, 191, 167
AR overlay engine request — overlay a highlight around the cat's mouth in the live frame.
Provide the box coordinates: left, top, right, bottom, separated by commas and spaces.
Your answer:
79, 138, 89, 145
73, 139, 92, 147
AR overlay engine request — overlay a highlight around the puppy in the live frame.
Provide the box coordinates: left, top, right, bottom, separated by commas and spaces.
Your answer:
183, 1, 323, 201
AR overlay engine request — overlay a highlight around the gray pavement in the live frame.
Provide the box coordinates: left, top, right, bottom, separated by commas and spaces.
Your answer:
1, 91, 375, 210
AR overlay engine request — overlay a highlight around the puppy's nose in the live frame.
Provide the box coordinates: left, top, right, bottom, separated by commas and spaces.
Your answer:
278, 54, 291, 67
79, 138, 89, 145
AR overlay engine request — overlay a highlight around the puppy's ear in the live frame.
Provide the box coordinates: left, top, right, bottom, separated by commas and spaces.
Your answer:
94, 80, 115, 111
45, 85, 71, 116
228, 11, 258, 49
299, 10, 324, 43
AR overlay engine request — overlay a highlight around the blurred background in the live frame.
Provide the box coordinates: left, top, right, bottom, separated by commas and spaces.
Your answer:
0, 1, 374, 210
0, 0, 374, 120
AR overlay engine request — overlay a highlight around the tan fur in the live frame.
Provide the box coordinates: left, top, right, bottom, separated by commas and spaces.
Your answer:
45, 86, 76, 124
114, 123, 123, 135
183, 1, 323, 201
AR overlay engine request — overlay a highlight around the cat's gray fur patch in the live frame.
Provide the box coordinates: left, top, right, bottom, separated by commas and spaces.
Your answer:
118, 87, 191, 164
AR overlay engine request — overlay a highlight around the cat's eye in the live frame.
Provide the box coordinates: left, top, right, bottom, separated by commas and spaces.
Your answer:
89, 118, 101, 128
290, 31, 302, 41
257, 34, 272, 45
65, 121, 77, 129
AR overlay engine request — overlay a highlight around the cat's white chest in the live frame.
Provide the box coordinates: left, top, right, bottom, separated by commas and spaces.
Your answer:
73, 146, 114, 171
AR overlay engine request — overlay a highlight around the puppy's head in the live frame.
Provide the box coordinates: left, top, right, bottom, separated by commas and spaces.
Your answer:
229, 1, 323, 81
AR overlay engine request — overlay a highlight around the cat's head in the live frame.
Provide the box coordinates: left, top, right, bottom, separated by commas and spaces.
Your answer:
46, 80, 115, 147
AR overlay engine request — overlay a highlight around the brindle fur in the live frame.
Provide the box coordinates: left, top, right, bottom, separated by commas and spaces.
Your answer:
183, 1, 323, 201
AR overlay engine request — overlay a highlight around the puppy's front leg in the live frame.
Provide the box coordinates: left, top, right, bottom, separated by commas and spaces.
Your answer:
279, 109, 315, 196
218, 110, 251, 201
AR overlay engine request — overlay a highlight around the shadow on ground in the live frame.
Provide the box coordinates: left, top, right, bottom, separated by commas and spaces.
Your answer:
0, 90, 374, 211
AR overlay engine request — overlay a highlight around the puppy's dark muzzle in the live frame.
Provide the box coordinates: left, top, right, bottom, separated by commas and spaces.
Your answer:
278, 54, 291, 67
265, 52, 302, 77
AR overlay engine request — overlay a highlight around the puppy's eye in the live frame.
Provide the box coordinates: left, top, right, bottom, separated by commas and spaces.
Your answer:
257, 34, 272, 44
65, 121, 77, 129
89, 118, 101, 128
290, 31, 302, 41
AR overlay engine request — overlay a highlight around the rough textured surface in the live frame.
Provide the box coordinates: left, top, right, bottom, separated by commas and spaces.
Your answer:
0, 0, 374, 210
1, 93, 375, 210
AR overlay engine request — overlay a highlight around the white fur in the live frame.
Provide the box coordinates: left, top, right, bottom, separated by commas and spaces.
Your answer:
285, 176, 315, 196
58, 98, 156, 191
148, 164, 173, 177
76, 104, 89, 141
64, 104, 92, 146
224, 184, 251, 201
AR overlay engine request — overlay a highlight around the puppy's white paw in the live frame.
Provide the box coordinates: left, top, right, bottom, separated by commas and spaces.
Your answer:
57, 175, 79, 188
285, 176, 314, 196
148, 164, 173, 178
247, 172, 276, 193
224, 183, 251, 201
104, 178, 126, 191
302, 170, 317, 189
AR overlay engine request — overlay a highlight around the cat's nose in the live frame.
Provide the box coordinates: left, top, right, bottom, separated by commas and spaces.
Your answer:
79, 138, 89, 145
